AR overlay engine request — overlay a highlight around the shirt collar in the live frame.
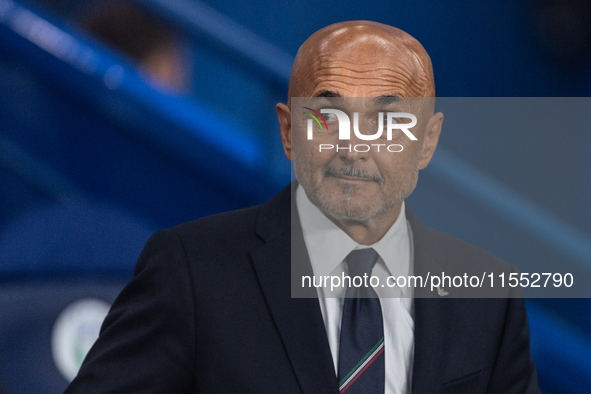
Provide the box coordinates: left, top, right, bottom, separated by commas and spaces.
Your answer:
296, 184, 410, 279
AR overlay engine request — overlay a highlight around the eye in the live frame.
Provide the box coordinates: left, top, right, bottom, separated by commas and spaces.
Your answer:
323, 113, 338, 123
369, 113, 393, 127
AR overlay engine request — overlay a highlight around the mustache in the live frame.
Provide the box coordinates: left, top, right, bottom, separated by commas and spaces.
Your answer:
322, 167, 384, 183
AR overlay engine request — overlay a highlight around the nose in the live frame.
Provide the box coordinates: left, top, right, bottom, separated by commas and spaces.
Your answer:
337, 123, 371, 163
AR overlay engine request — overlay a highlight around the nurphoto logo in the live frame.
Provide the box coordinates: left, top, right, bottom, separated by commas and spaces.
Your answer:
302, 106, 417, 153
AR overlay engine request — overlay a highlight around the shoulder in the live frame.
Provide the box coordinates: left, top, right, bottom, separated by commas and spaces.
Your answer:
406, 205, 517, 298
147, 183, 291, 263
420, 220, 511, 270
407, 205, 510, 267
170, 204, 262, 244
141, 205, 264, 271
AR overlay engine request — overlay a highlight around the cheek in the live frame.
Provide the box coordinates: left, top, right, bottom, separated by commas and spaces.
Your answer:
373, 147, 420, 176
294, 133, 336, 161
293, 140, 335, 179
397, 140, 422, 161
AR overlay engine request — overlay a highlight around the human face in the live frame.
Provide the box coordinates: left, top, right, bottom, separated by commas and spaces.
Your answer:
292, 96, 430, 223
277, 27, 442, 225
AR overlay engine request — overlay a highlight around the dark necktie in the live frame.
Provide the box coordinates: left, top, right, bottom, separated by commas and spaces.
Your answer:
338, 248, 385, 394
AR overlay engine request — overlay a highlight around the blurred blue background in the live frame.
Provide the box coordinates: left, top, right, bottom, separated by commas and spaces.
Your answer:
0, 0, 590, 392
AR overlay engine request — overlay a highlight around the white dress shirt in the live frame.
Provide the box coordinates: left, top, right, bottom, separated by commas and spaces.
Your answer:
296, 184, 414, 394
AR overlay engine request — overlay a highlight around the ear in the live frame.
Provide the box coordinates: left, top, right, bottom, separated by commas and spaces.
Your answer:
418, 111, 443, 170
276, 102, 292, 161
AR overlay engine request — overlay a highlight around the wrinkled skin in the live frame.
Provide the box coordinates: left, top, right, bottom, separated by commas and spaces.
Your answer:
277, 21, 444, 245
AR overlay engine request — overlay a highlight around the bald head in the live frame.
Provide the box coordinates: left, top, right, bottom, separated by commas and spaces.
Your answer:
288, 21, 435, 103
276, 21, 444, 238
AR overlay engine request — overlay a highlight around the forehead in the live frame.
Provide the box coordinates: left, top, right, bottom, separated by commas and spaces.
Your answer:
301, 28, 429, 97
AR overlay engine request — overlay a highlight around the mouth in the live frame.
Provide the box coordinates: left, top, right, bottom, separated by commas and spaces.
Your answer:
329, 174, 376, 182
322, 167, 384, 184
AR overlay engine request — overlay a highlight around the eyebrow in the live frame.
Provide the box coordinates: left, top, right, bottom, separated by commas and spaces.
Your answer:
313, 90, 341, 98
373, 95, 401, 106
313, 91, 400, 102
310, 91, 402, 108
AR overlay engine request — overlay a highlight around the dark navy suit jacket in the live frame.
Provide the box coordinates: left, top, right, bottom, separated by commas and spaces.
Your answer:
65, 183, 540, 393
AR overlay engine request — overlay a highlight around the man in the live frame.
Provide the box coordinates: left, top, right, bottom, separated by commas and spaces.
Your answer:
66, 21, 540, 393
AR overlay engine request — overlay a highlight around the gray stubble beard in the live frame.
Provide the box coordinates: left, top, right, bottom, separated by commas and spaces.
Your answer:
294, 155, 419, 223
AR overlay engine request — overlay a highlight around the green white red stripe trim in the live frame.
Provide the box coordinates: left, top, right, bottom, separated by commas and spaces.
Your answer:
339, 337, 385, 393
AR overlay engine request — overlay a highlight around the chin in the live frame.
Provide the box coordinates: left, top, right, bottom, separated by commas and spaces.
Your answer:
315, 193, 389, 222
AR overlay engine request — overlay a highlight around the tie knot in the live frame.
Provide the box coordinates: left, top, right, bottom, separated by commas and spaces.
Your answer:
346, 248, 379, 278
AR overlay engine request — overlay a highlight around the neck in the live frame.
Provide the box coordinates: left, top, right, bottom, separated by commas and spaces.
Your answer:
328, 202, 403, 245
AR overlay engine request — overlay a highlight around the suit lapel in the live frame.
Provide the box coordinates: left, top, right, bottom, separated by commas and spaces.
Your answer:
406, 207, 457, 394
250, 183, 338, 394
249, 185, 457, 394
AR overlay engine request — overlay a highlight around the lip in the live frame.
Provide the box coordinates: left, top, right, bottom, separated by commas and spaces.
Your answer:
329, 174, 375, 182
